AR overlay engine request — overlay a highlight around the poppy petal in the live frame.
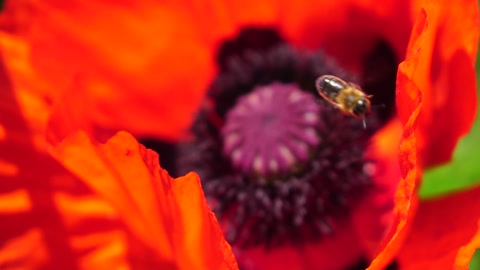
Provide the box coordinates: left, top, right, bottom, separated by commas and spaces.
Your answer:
49, 131, 238, 269
278, 0, 412, 72
188, 0, 412, 74
396, 185, 480, 269
1, 52, 78, 268
370, 0, 478, 267
0, 228, 49, 268
172, 173, 239, 270
0, 32, 53, 149
235, 225, 363, 270
454, 223, 480, 269
367, 6, 426, 269
398, 0, 479, 167
2, 0, 216, 142
0, 54, 237, 269
352, 118, 403, 259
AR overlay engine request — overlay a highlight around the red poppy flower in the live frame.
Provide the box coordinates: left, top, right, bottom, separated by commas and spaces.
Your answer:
0, 54, 237, 268
0, 0, 479, 269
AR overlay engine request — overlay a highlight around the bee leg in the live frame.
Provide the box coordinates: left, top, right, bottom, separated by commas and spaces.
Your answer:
362, 118, 367, 129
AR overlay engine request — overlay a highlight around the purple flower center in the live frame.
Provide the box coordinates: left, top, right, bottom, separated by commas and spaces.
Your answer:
221, 83, 323, 177
140, 27, 398, 253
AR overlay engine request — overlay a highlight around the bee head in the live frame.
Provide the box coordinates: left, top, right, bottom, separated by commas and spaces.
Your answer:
352, 99, 370, 117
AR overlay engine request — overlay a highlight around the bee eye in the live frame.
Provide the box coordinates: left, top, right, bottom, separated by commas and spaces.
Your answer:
353, 99, 368, 117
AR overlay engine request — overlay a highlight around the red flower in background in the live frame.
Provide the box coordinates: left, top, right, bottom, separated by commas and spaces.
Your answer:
0, 0, 479, 270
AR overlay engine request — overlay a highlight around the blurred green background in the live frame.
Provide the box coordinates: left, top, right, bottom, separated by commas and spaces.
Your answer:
420, 46, 480, 268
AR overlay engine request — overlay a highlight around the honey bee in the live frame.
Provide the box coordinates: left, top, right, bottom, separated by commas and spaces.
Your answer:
315, 75, 372, 128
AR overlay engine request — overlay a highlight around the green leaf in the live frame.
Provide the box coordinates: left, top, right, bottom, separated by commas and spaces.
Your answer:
419, 116, 480, 198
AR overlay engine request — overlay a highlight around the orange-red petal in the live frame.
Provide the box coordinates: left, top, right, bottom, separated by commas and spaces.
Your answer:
0, 0, 414, 145
0, 66, 123, 268
370, 0, 478, 267
2, 0, 217, 142
279, 0, 413, 72
0, 31, 53, 150
396, 185, 480, 270
235, 223, 363, 270
188, 0, 414, 73
454, 222, 480, 270
49, 131, 238, 270
367, 5, 426, 269
352, 118, 403, 260
397, 0, 479, 167
0, 51, 237, 269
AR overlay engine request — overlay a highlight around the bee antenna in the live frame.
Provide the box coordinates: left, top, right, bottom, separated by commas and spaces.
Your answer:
372, 103, 386, 109
362, 118, 367, 129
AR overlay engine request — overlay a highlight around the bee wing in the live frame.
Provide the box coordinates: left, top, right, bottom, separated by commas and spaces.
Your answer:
317, 90, 345, 110
348, 82, 362, 89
